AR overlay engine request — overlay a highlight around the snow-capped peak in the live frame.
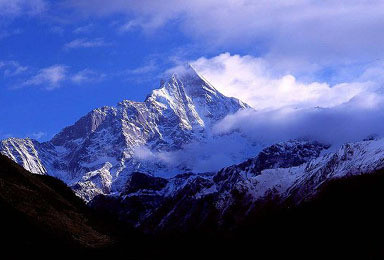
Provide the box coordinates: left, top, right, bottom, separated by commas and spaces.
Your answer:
1, 66, 250, 201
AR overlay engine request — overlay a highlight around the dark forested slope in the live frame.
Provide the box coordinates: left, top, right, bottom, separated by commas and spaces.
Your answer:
0, 154, 115, 250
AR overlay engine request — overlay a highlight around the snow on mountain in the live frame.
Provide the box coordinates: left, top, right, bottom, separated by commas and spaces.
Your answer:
90, 138, 384, 231
4, 61, 384, 225
1, 65, 250, 201
0, 138, 47, 175
213, 138, 384, 206
287, 138, 384, 202
232, 140, 330, 175
91, 140, 330, 228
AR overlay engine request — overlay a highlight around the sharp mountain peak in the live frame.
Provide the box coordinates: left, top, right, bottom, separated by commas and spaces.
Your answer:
1, 65, 251, 201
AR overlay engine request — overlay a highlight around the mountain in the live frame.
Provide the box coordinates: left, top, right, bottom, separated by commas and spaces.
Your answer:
91, 138, 384, 232
4, 64, 384, 257
1, 65, 250, 202
0, 153, 114, 250
143, 168, 384, 259
3, 146, 384, 258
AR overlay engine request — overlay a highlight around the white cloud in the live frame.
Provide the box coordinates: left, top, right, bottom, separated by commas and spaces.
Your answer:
133, 146, 174, 164
11, 64, 105, 90
213, 93, 384, 146
23, 65, 67, 90
64, 38, 109, 49
119, 20, 139, 32
179, 53, 377, 110
0, 60, 28, 77
125, 61, 156, 75
71, 69, 105, 84
194, 53, 384, 147
133, 133, 262, 174
73, 24, 93, 34
160, 52, 384, 157
65, 0, 384, 68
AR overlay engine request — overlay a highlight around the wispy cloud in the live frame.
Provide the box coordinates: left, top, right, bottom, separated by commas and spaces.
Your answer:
125, 61, 157, 75
22, 65, 68, 90
71, 69, 105, 84
64, 38, 109, 49
65, 0, 384, 71
73, 24, 93, 34
119, 20, 140, 32
0, 60, 28, 77
133, 132, 261, 174
0, 0, 47, 17
15, 65, 106, 90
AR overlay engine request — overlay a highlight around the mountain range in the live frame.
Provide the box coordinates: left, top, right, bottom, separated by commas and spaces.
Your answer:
3, 150, 384, 259
1, 65, 250, 201
3, 65, 384, 238
3, 65, 384, 257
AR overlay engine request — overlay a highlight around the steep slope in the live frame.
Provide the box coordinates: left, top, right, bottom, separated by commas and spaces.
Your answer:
287, 139, 384, 202
0, 138, 47, 174
0, 154, 114, 249
3, 144, 384, 258
1, 65, 250, 201
91, 138, 384, 233
144, 170, 384, 259
91, 140, 330, 230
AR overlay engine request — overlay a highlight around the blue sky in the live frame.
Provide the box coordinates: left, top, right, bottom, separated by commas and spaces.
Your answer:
2, 0, 384, 142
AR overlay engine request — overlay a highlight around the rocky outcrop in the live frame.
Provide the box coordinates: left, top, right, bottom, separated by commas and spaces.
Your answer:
1, 65, 249, 201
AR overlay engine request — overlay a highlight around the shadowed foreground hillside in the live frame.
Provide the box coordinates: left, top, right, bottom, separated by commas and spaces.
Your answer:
125, 170, 384, 259
0, 154, 115, 250
0, 154, 159, 258
231, 171, 384, 259
92, 168, 384, 259
2, 152, 384, 259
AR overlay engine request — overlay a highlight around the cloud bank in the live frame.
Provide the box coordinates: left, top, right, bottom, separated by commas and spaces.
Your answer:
190, 53, 379, 110
214, 96, 384, 146
132, 93, 384, 173
131, 52, 384, 173
133, 133, 262, 174
65, 0, 384, 68
189, 53, 384, 145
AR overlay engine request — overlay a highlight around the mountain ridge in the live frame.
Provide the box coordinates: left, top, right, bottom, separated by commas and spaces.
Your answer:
3, 140, 384, 258
4, 66, 384, 257
90, 138, 384, 233
0, 153, 114, 249
4, 65, 384, 220
1, 65, 251, 201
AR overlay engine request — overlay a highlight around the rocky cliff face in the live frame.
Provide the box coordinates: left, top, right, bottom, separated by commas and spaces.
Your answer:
4, 65, 384, 234
91, 138, 384, 232
1, 65, 249, 201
